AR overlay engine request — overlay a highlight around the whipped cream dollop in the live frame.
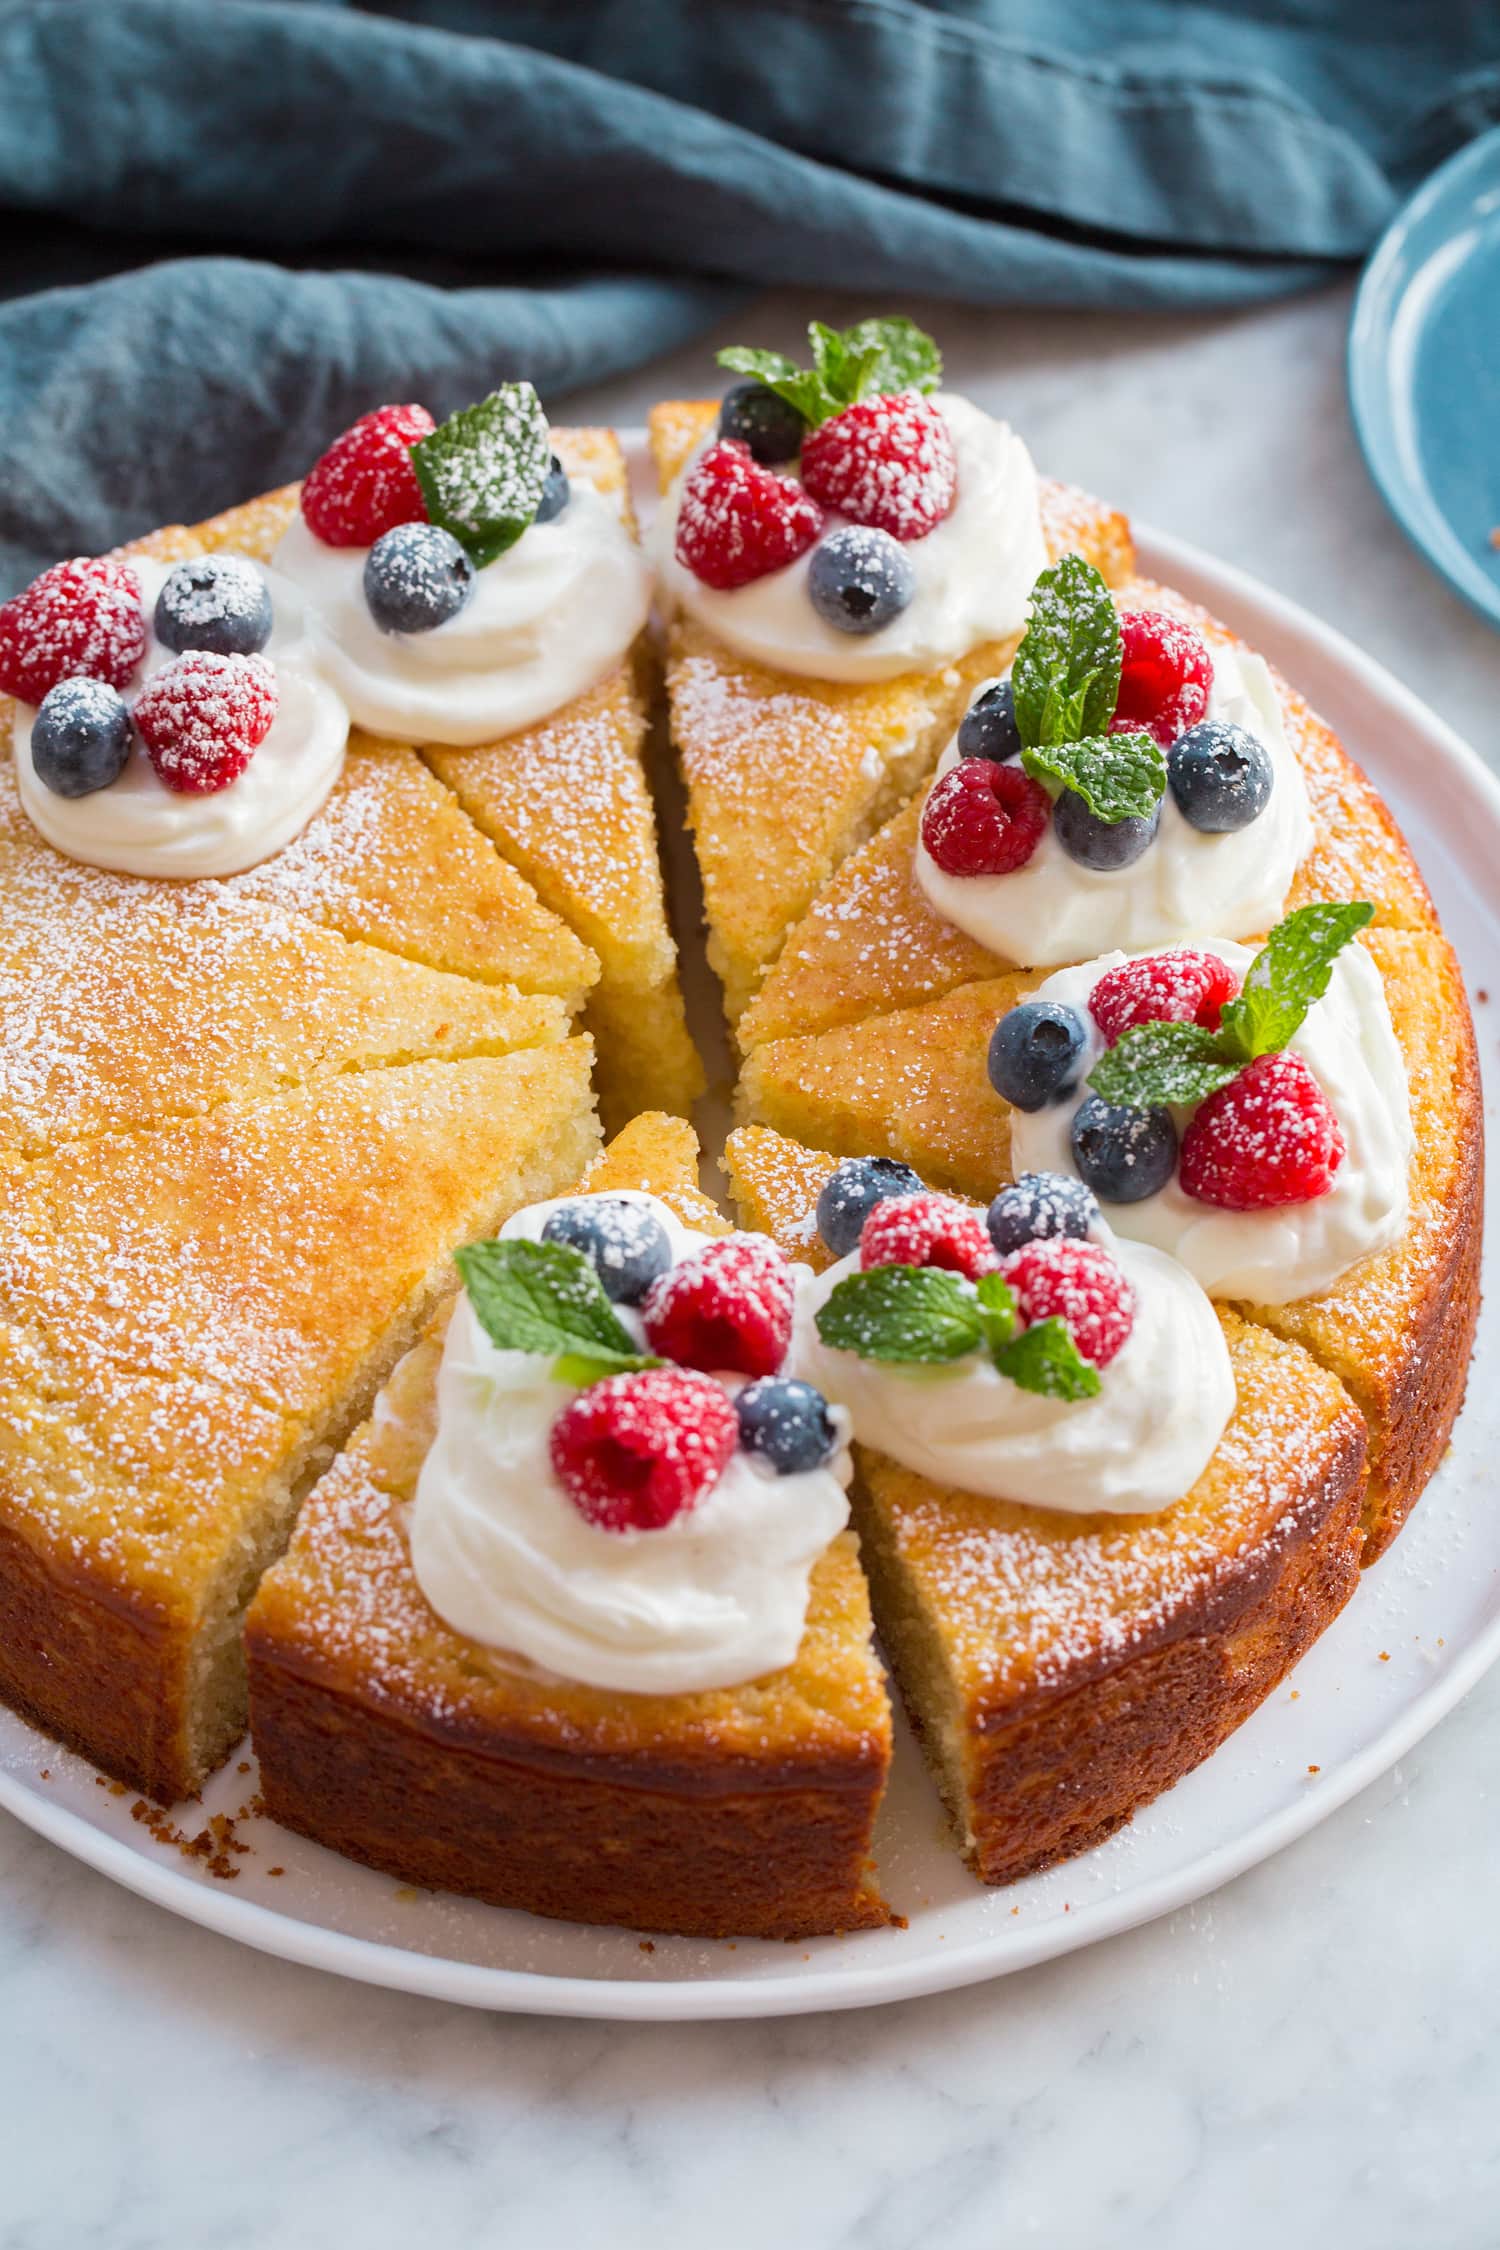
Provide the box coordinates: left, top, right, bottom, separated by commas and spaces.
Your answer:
12, 555, 349, 879
914, 644, 1313, 965
1010, 938, 1414, 1304
408, 1193, 852, 1696
271, 479, 650, 746
652, 392, 1047, 684
800, 1232, 1233, 1514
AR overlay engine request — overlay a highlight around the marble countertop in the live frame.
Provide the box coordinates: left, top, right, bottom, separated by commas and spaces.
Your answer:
4, 281, 1499, 2250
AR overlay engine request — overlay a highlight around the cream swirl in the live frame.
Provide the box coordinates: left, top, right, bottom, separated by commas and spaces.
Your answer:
914, 644, 1313, 964
408, 1193, 852, 1695
652, 393, 1047, 683
11, 555, 348, 879
1009, 939, 1414, 1304
271, 480, 650, 746
799, 1233, 1234, 1514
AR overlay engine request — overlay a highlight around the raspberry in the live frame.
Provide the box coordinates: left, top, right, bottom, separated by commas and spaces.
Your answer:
549, 1368, 738, 1533
300, 403, 434, 548
800, 394, 957, 540
860, 1191, 997, 1280
1179, 1051, 1345, 1211
0, 558, 145, 705
920, 759, 1050, 877
1089, 948, 1239, 1045
642, 1235, 794, 1379
134, 650, 278, 794
1000, 1237, 1135, 1368
674, 440, 823, 590
1112, 611, 1213, 747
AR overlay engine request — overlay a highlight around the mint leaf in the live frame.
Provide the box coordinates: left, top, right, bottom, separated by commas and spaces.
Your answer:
1217, 901, 1374, 1065
1011, 555, 1122, 749
975, 1270, 1020, 1353
994, 1317, 1102, 1402
411, 384, 551, 567
454, 1238, 659, 1384
1022, 731, 1166, 824
717, 346, 830, 427
1088, 1021, 1242, 1108
718, 317, 942, 430
815, 1265, 983, 1363
832, 316, 942, 399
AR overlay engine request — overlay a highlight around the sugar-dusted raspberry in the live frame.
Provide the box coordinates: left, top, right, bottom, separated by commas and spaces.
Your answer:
549, 1367, 738, 1532
674, 439, 823, 590
1179, 1050, 1344, 1210
300, 403, 434, 548
642, 1235, 795, 1379
1089, 947, 1239, 1045
0, 558, 145, 705
134, 650, 278, 794
800, 394, 956, 540
920, 758, 1050, 877
1000, 1236, 1135, 1368
860, 1191, 997, 1280
1111, 611, 1213, 747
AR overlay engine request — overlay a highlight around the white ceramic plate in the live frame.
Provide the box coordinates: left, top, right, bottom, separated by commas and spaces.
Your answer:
3, 483, 1497, 2021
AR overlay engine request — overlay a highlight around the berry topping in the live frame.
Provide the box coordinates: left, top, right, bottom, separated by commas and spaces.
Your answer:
642, 1236, 794, 1379
1089, 948, 1239, 1046
363, 522, 475, 635
549, 1367, 738, 1532
300, 403, 434, 548
1179, 1050, 1344, 1210
675, 440, 823, 590
1070, 1095, 1178, 1204
718, 382, 808, 466
540, 1196, 672, 1306
987, 1000, 1089, 1112
533, 453, 571, 525
1053, 787, 1162, 870
735, 1377, 839, 1475
957, 678, 1023, 763
1111, 611, 1213, 748
0, 557, 145, 705
154, 556, 273, 658
1000, 1237, 1135, 1369
816, 1155, 924, 1258
800, 392, 957, 541
921, 759, 1050, 877
133, 649, 277, 794
986, 1171, 1099, 1256
1167, 718, 1274, 832
807, 525, 914, 635
29, 678, 133, 799
859, 1191, 997, 1280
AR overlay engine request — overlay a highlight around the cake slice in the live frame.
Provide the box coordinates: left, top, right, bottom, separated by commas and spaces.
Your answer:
247, 1113, 894, 1941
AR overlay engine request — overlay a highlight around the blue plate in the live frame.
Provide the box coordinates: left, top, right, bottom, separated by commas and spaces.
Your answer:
1349, 124, 1500, 630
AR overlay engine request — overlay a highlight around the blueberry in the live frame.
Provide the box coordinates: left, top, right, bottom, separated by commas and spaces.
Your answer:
154, 555, 273, 658
1054, 788, 1162, 870
816, 1156, 924, 1258
718, 382, 807, 466
364, 523, 475, 635
533, 453, 571, 526
736, 1377, 838, 1475
29, 678, 133, 798
541, 1196, 672, 1304
1167, 720, 1274, 833
808, 527, 914, 637
957, 679, 1023, 764
1070, 1095, 1177, 1203
987, 1001, 1088, 1113
986, 1171, 1099, 1255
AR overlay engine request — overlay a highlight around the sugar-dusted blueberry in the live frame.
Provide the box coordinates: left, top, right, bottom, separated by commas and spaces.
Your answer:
533, 453, 571, 526
735, 1377, 839, 1475
986, 1170, 1099, 1255
363, 522, 475, 635
1070, 1095, 1178, 1203
987, 1000, 1088, 1113
807, 526, 914, 636
1054, 788, 1162, 870
29, 677, 133, 798
718, 381, 807, 466
154, 555, 273, 657
541, 1195, 672, 1305
816, 1155, 924, 1258
957, 678, 1023, 763
1167, 719, 1274, 833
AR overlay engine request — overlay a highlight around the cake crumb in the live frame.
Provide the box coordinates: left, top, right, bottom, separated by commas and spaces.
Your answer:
1308, 1763, 1321, 1774
638, 1939, 656, 1954
1378, 1650, 1391, 1661
268, 1866, 285, 1878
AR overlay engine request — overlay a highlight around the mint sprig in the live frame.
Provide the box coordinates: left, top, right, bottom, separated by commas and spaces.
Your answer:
1088, 1020, 1242, 1108
454, 1237, 660, 1386
814, 1262, 1099, 1402
1021, 730, 1166, 825
1006, 555, 1166, 827
992, 1318, 1101, 1402
411, 383, 551, 567
718, 316, 942, 431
